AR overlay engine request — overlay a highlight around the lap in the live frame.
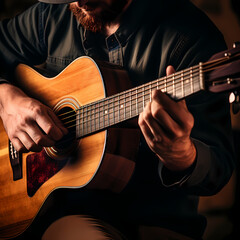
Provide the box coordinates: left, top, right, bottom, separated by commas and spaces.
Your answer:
42, 215, 194, 240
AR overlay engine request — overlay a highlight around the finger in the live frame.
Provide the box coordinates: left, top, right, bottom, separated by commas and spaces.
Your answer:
139, 112, 154, 140
151, 96, 183, 137
35, 111, 64, 141
139, 102, 163, 142
139, 111, 163, 153
166, 65, 175, 76
17, 131, 42, 152
27, 122, 55, 147
151, 90, 193, 130
11, 137, 28, 153
47, 109, 69, 135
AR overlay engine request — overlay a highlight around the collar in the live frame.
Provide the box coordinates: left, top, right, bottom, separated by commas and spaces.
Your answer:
78, 0, 154, 50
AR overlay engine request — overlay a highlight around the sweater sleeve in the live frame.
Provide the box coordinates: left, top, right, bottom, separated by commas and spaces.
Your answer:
0, 3, 48, 83
158, 28, 235, 196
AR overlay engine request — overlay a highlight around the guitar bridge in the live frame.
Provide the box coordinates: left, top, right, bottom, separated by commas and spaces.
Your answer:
9, 140, 22, 180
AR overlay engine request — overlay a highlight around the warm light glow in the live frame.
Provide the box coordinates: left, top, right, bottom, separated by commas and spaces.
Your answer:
229, 92, 235, 103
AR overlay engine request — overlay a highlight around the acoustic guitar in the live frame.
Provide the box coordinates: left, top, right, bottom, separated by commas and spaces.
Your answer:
0, 43, 240, 239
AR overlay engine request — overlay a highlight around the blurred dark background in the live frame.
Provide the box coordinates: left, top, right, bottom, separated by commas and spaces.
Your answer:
0, 0, 240, 239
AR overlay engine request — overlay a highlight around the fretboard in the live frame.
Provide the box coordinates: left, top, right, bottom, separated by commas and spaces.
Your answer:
76, 63, 204, 138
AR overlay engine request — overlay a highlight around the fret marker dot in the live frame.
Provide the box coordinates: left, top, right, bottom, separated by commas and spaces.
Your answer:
105, 110, 108, 114
121, 105, 124, 108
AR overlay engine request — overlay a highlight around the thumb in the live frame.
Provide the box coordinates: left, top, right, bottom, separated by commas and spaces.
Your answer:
166, 65, 176, 76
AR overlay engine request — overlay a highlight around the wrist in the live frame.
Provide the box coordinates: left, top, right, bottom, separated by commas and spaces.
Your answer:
0, 84, 26, 117
156, 139, 197, 172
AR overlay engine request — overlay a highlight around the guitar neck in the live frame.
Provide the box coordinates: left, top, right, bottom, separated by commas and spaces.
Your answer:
76, 63, 204, 138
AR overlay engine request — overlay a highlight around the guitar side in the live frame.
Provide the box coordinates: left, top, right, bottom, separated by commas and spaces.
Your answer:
0, 57, 139, 239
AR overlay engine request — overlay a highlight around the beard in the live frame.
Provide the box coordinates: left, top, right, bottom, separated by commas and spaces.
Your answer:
69, 0, 128, 33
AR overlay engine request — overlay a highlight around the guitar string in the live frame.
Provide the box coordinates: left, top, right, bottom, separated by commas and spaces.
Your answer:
53, 56, 238, 144
54, 77, 203, 147
62, 75, 201, 133
60, 71, 200, 128
203, 52, 240, 71
58, 65, 200, 119
61, 54, 238, 126
59, 56, 232, 124
57, 53, 237, 119
45, 53, 240, 145
59, 66, 201, 125
61, 60, 234, 130
61, 76, 199, 127
62, 58, 235, 132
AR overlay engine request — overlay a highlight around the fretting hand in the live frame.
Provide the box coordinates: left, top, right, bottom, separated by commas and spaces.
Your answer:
138, 66, 196, 171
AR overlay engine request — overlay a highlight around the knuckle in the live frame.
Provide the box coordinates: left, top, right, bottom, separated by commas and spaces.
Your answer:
8, 131, 15, 141
14, 143, 25, 152
142, 109, 151, 122
152, 108, 160, 120
184, 114, 194, 130
34, 136, 43, 146
149, 141, 159, 152
29, 102, 44, 117
151, 89, 158, 99
16, 146, 25, 152
27, 142, 35, 151
138, 114, 144, 126
174, 129, 184, 138
45, 124, 55, 135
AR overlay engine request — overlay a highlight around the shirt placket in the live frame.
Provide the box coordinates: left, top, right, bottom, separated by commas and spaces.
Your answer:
106, 34, 123, 66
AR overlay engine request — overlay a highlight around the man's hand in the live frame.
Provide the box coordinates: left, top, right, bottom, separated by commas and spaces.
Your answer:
138, 66, 196, 171
0, 84, 68, 152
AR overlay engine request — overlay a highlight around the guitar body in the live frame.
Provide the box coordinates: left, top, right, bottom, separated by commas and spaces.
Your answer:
0, 57, 140, 239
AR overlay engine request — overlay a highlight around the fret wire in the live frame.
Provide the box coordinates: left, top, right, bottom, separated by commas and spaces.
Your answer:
130, 93, 132, 118
150, 82, 152, 102
82, 106, 84, 135
118, 94, 120, 123
86, 105, 88, 135
98, 102, 100, 131
77, 108, 81, 136
107, 99, 110, 127
93, 103, 96, 132
181, 71, 184, 98
90, 106, 92, 133
136, 88, 138, 115
122, 93, 125, 120
164, 76, 167, 92
112, 96, 115, 125
190, 67, 193, 93
172, 75, 175, 96
143, 85, 145, 110
88, 106, 90, 133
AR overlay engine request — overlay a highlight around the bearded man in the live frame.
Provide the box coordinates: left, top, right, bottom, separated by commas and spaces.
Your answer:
0, 0, 234, 239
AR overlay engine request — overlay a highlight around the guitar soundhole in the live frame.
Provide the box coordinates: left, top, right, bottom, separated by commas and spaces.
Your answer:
55, 106, 77, 150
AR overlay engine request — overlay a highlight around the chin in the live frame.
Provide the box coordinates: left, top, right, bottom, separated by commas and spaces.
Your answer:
69, 3, 104, 32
